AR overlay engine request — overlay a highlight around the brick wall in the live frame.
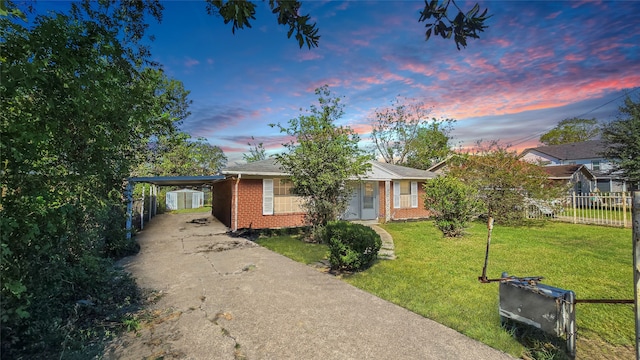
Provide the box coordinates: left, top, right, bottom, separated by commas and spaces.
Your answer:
235, 178, 305, 230
389, 181, 431, 220
214, 177, 430, 230
378, 181, 387, 221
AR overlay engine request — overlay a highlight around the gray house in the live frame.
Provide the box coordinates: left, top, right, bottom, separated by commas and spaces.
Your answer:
520, 140, 629, 192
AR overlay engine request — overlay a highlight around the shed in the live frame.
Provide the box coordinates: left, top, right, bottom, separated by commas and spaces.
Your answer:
166, 189, 204, 210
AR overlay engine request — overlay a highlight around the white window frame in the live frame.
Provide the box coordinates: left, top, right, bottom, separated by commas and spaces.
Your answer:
410, 181, 418, 208
263, 179, 273, 215
393, 180, 418, 209
393, 181, 400, 209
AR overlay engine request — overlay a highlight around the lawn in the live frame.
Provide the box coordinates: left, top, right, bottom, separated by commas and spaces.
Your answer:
258, 221, 635, 359
256, 235, 328, 264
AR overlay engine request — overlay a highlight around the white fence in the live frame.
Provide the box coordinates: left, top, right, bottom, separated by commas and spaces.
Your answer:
526, 192, 632, 228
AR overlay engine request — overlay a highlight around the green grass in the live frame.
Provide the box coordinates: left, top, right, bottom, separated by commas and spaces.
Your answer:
255, 235, 328, 264
260, 221, 634, 359
345, 221, 634, 359
167, 206, 212, 214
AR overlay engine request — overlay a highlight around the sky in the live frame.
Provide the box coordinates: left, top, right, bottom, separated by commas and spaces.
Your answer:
40, 1, 640, 164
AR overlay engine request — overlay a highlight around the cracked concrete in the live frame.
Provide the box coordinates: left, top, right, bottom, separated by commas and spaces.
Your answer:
104, 213, 514, 360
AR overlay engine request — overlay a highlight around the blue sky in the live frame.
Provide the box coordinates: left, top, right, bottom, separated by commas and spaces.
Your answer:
40, 1, 640, 164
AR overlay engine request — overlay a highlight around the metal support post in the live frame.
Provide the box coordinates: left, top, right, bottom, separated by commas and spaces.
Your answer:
141, 184, 145, 230
125, 181, 133, 240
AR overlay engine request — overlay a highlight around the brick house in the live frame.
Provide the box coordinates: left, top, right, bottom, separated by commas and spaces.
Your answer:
212, 158, 436, 231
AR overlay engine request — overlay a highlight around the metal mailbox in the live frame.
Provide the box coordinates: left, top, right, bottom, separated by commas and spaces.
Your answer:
498, 273, 576, 358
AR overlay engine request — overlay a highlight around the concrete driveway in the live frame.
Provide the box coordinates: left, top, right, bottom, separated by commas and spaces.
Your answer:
105, 212, 514, 360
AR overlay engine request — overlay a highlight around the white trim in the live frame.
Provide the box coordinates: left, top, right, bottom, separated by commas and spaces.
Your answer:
411, 181, 418, 208
263, 179, 274, 215
393, 181, 400, 209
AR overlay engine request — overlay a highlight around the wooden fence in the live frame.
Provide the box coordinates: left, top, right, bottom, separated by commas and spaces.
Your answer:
525, 192, 632, 228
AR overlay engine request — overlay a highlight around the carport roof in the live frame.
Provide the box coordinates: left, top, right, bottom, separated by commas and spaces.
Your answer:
128, 175, 224, 186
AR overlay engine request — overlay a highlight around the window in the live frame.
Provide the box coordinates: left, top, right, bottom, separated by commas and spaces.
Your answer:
592, 160, 601, 171
263, 178, 303, 215
393, 181, 418, 209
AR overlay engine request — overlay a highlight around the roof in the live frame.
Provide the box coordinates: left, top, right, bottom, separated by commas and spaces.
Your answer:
542, 164, 596, 180
128, 175, 224, 186
520, 140, 606, 161
370, 161, 436, 180
222, 158, 287, 176
222, 158, 436, 180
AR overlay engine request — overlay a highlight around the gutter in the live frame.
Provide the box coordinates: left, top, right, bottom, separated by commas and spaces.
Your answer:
234, 174, 241, 232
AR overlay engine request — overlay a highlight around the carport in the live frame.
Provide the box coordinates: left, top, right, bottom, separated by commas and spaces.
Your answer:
126, 175, 224, 238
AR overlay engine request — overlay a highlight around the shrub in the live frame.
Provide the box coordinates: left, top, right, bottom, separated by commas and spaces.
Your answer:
324, 221, 381, 271
423, 175, 484, 237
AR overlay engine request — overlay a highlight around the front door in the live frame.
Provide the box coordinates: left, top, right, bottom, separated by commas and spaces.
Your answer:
360, 182, 377, 220
343, 184, 360, 220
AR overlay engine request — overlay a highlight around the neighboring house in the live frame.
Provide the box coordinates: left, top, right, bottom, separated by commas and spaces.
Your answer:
212, 158, 435, 231
542, 164, 596, 194
520, 140, 629, 192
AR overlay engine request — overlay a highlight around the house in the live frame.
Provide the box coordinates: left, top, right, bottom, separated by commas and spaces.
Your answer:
541, 164, 596, 194
519, 140, 629, 192
212, 158, 436, 231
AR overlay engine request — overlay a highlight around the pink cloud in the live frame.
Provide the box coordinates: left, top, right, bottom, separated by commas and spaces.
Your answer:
564, 54, 584, 61
546, 11, 562, 19
184, 57, 200, 67
297, 51, 323, 62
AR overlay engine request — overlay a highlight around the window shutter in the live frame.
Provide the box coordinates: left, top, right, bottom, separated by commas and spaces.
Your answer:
393, 181, 400, 209
263, 179, 274, 215
411, 181, 418, 208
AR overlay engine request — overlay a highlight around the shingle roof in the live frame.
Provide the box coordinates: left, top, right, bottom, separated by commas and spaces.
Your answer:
222, 158, 435, 180
222, 158, 286, 176
542, 164, 595, 180
372, 161, 436, 179
522, 140, 606, 160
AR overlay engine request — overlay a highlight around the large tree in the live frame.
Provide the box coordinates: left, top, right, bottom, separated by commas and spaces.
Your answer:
243, 136, 267, 163
370, 97, 455, 168
539, 117, 601, 146
0, 10, 189, 356
601, 95, 640, 186
446, 141, 563, 225
273, 86, 371, 237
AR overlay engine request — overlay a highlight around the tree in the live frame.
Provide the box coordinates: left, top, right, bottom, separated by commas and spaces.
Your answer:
5, 0, 489, 52
601, 95, 640, 186
446, 141, 562, 225
539, 117, 601, 145
273, 86, 371, 238
406, 119, 456, 170
0, 11, 189, 356
243, 136, 267, 163
159, 135, 227, 176
419, 0, 490, 50
370, 97, 454, 168
423, 175, 484, 237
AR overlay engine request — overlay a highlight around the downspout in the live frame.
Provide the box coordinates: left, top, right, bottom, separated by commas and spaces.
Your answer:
234, 174, 241, 232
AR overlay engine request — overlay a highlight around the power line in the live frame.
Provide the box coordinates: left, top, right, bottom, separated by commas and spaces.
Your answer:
510, 87, 638, 148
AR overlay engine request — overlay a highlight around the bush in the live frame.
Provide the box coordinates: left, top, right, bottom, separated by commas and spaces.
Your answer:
423, 175, 484, 237
324, 221, 381, 271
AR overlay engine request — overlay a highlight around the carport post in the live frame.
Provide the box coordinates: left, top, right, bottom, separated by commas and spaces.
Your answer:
125, 181, 133, 240
633, 191, 639, 360
141, 184, 145, 230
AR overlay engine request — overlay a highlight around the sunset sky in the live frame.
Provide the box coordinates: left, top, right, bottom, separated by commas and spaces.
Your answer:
43, 1, 640, 164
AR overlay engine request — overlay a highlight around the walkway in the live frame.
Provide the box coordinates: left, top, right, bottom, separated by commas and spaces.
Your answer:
105, 213, 514, 360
